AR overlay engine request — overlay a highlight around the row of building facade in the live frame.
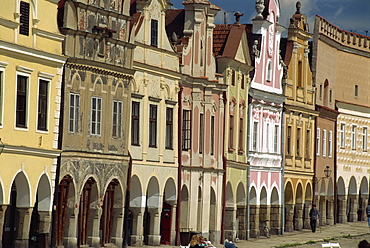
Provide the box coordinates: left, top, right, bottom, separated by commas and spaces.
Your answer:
0, 0, 369, 247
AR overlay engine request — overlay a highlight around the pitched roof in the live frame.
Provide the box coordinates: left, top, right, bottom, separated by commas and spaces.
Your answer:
213, 25, 232, 57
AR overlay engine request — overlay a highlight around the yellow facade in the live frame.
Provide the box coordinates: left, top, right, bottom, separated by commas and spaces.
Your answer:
0, 0, 65, 246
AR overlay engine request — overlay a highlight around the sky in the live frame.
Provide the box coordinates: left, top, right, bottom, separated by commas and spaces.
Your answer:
170, 0, 370, 37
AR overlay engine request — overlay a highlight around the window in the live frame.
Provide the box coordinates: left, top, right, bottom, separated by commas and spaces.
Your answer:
231, 70, 235, 86
165, 107, 173, 149
340, 123, 345, 148
266, 123, 270, 152
241, 74, 245, 89
37, 79, 49, 131
16, 75, 28, 128
322, 129, 327, 157
328, 131, 333, 157
69, 93, 80, 133
239, 117, 244, 152
354, 85, 358, 98
151, 20, 158, 47
199, 114, 204, 154
131, 101, 140, 145
305, 129, 310, 158
329, 90, 332, 103
363, 127, 368, 151
229, 114, 234, 150
149, 104, 157, 147
316, 128, 320, 156
287, 126, 292, 155
20, 1, 30, 36
91, 97, 102, 135
298, 61, 303, 87
274, 125, 279, 153
267, 61, 272, 82
252, 122, 258, 151
351, 125, 357, 150
211, 116, 215, 155
297, 128, 301, 156
112, 100, 122, 138
319, 84, 322, 100
182, 110, 191, 151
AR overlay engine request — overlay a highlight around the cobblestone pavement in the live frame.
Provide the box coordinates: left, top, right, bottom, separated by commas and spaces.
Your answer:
136, 221, 370, 248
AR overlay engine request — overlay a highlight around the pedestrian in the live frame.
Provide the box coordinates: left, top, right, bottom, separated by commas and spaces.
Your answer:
309, 204, 320, 233
366, 202, 370, 227
358, 239, 370, 248
189, 235, 201, 248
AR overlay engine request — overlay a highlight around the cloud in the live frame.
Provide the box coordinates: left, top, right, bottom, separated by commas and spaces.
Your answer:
334, 6, 344, 19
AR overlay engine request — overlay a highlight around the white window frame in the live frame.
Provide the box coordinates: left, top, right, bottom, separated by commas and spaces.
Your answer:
0, 62, 7, 127
362, 127, 367, 152
69, 93, 80, 133
339, 123, 345, 148
252, 121, 259, 151
265, 122, 270, 152
316, 128, 320, 156
322, 129, 327, 157
36, 74, 53, 133
15, 66, 33, 131
266, 61, 272, 82
91, 96, 102, 136
274, 124, 279, 153
351, 125, 357, 150
328, 130, 333, 158
112, 100, 122, 138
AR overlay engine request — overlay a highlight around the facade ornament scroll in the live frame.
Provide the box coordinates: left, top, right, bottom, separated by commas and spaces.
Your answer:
297, 113, 303, 126
288, 111, 294, 124
293, 44, 299, 53
183, 95, 193, 105
306, 115, 312, 129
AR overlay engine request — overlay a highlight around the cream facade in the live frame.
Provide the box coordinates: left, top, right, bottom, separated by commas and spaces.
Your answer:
214, 21, 253, 241
282, 4, 317, 232
0, 0, 65, 247
128, 0, 181, 246
312, 15, 370, 224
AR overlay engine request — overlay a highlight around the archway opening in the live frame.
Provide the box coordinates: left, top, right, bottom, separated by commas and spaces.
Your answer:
236, 183, 246, 240
160, 178, 176, 245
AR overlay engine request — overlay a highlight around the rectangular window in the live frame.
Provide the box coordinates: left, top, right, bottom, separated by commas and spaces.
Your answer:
322, 129, 327, 157
351, 125, 357, 150
354, 85, 359, 98
287, 126, 292, 155
267, 62, 272, 82
239, 117, 244, 152
131, 101, 140, 145
363, 127, 368, 151
20, 1, 30, 36
112, 100, 122, 138
319, 84, 322, 100
151, 20, 158, 47
241, 74, 245, 89
149, 104, 157, 147
199, 113, 204, 154
266, 123, 270, 152
297, 128, 301, 156
329, 90, 332, 103
306, 129, 310, 158
340, 123, 345, 148
165, 107, 173, 149
37, 79, 48, 131
91, 97, 102, 135
252, 122, 258, 151
274, 125, 279, 153
69, 93, 80, 133
182, 110, 191, 151
316, 128, 320, 156
16, 75, 28, 128
211, 116, 215, 155
231, 71, 235, 86
298, 61, 303, 87
229, 115, 234, 150
328, 130, 333, 157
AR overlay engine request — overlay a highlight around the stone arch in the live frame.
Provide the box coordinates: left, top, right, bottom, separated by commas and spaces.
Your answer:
112, 79, 125, 97
250, 186, 257, 205
296, 183, 303, 204
147, 176, 160, 209
260, 186, 268, 205
347, 176, 357, 222
271, 187, 279, 205
336, 176, 346, 223
236, 183, 246, 240
270, 187, 280, 235
160, 178, 177, 245
259, 186, 268, 230
70, 71, 83, 90
209, 186, 217, 241
35, 173, 52, 211
358, 177, 369, 221
226, 182, 234, 207
143, 177, 161, 245
249, 186, 258, 238
284, 181, 294, 232
130, 175, 144, 208
92, 76, 104, 94
337, 177, 345, 196
55, 175, 76, 246
294, 183, 304, 230
180, 185, 189, 229
163, 177, 176, 204
11, 171, 31, 208
305, 182, 312, 201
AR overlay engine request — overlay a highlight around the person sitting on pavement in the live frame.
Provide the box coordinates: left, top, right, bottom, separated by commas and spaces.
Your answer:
309, 204, 320, 233
224, 239, 238, 248
189, 235, 201, 248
